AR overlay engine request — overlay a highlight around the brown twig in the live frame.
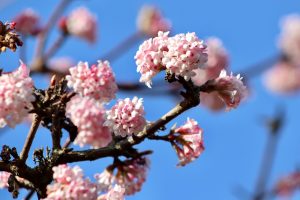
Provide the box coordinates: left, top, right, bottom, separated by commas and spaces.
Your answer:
20, 114, 41, 162
56, 79, 200, 164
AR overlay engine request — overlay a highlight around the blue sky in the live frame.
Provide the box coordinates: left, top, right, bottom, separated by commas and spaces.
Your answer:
1, 0, 300, 199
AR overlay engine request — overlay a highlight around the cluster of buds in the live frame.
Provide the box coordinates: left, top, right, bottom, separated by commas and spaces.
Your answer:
135, 31, 207, 87
0, 21, 23, 53
168, 118, 205, 166
95, 156, 150, 196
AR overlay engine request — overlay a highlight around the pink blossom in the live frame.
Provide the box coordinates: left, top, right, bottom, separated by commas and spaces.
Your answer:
278, 14, 300, 65
191, 37, 229, 111
66, 61, 118, 102
13, 9, 40, 35
274, 172, 300, 197
44, 165, 98, 200
137, 5, 171, 37
66, 96, 112, 148
0, 172, 10, 188
94, 169, 115, 192
105, 97, 146, 137
115, 157, 150, 195
199, 92, 226, 111
135, 31, 207, 87
264, 61, 300, 94
191, 37, 229, 86
98, 184, 125, 200
135, 31, 169, 87
0, 62, 35, 128
172, 118, 204, 166
162, 32, 207, 81
66, 7, 97, 43
213, 70, 247, 110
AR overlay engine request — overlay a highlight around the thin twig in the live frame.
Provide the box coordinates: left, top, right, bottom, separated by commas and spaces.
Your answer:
19, 35, 26, 63
20, 114, 41, 162
100, 31, 142, 62
252, 108, 284, 200
44, 33, 67, 60
24, 190, 35, 200
34, 0, 71, 59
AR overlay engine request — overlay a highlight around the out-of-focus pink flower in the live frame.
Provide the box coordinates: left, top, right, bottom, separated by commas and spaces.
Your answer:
162, 32, 207, 81
97, 184, 125, 200
66, 96, 112, 148
0, 172, 10, 188
105, 97, 146, 137
115, 157, 150, 195
44, 165, 98, 200
13, 9, 40, 36
135, 31, 207, 87
191, 37, 229, 111
278, 14, 300, 65
0, 62, 35, 128
95, 169, 115, 192
48, 57, 74, 74
172, 118, 204, 166
66, 61, 118, 102
274, 172, 300, 197
264, 61, 300, 94
199, 92, 225, 111
135, 31, 169, 87
137, 5, 171, 37
213, 70, 247, 110
52, 164, 83, 184
65, 7, 97, 43
95, 157, 149, 196
192, 37, 228, 86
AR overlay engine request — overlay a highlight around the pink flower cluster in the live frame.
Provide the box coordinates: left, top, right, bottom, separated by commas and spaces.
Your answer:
264, 14, 300, 94
213, 70, 247, 110
192, 37, 229, 86
13, 9, 40, 36
137, 5, 171, 37
95, 157, 150, 196
66, 61, 118, 102
0, 172, 10, 188
98, 184, 125, 200
44, 165, 98, 200
171, 118, 204, 166
192, 37, 229, 111
135, 31, 207, 87
66, 96, 112, 148
274, 171, 300, 197
0, 63, 35, 128
65, 7, 97, 43
278, 14, 300, 65
105, 97, 146, 137
264, 61, 300, 94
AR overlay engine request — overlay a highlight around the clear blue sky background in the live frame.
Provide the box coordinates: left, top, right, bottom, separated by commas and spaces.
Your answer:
1, 0, 300, 199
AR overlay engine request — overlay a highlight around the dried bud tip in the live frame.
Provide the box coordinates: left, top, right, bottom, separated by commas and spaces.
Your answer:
50, 75, 57, 86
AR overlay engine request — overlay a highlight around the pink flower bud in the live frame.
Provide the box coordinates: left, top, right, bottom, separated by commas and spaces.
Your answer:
65, 7, 97, 43
172, 118, 204, 166
137, 5, 171, 37
13, 9, 40, 36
